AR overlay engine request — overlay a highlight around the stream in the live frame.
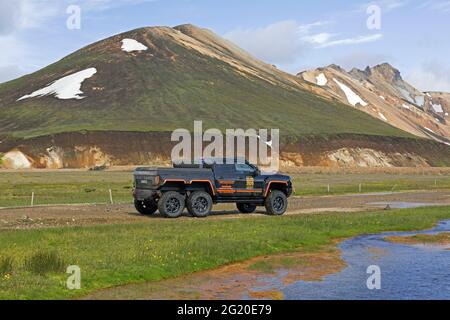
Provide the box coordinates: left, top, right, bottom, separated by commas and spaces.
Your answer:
250, 220, 450, 300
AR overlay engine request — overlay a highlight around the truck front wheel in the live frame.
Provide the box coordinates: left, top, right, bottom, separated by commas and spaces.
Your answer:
134, 199, 158, 215
265, 190, 288, 216
158, 192, 185, 218
236, 203, 257, 214
187, 191, 213, 218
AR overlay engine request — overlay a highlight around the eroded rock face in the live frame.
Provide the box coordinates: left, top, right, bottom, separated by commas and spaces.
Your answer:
1, 132, 449, 169
1, 150, 32, 169
40, 146, 64, 169
326, 148, 429, 168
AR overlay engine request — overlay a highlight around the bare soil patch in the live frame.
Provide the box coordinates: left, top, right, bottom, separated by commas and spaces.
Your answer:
1, 191, 449, 230
385, 232, 450, 246
82, 245, 345, 300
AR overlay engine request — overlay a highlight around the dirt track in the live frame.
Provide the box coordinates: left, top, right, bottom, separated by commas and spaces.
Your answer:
1, 191, 449, 231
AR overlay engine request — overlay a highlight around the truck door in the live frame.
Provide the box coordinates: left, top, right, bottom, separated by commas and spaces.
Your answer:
233, 163, 263, 196
214, 164, 238, 196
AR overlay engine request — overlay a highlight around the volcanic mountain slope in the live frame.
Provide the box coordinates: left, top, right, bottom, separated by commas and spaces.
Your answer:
299, 63, 450, 144
0, 24, 449, 168
0, 24, 372, 139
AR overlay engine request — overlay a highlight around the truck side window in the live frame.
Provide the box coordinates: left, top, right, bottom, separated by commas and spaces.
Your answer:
214, 164, 235, 176
235, 164, 255, 174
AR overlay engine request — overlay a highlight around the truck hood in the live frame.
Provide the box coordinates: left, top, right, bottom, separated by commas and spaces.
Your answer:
260, 173, 291, 182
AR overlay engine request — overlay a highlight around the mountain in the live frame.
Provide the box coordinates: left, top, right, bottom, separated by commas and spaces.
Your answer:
299, 63, 450, 144
0, 25, 449, 169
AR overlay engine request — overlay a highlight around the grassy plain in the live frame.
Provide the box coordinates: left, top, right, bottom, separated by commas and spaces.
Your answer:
0, 206, 449, 299
1, 169, 450, 207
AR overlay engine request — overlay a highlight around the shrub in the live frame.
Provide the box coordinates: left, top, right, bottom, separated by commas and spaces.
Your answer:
24, 251, 66, 275
0, 256, 14, 275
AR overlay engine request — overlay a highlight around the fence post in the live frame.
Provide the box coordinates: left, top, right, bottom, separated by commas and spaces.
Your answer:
327, 184, 330, 193
31, 192, 35, 207
109, 189, 114, 205
359, 184, 362, 193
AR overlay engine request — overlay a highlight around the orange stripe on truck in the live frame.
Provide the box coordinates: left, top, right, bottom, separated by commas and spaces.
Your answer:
264, 181, 288, 197
163, 179, 216, 195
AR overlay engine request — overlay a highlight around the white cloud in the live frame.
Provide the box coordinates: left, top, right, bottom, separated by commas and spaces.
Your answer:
0, 0, 52, 84
0, 0, 57, 35
301, 33, 335, 45
224, 20, 383, 66
0, 0, 160, 84
317, 34, 383, 48
224, 20, 309, 64
406, 61, 450, 92
68, 0, 158, 12
357, 0, 408, 12
418, 1, 450, 13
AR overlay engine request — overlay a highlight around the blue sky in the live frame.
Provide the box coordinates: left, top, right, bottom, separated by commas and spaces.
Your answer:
1, 0, 450, 91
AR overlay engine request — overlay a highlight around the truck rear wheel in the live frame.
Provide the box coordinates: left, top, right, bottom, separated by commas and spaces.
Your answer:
187, 191, 213, 218
158, 192, 185, 218
134, 200, 158, 215
236, 203, 257, 214
265, 190, 288, 216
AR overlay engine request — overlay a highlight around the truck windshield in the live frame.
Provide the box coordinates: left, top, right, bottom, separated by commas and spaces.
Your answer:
235, 163, 255, 174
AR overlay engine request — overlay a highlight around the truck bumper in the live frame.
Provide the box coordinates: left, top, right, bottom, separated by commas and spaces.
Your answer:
133, 189, 158, 201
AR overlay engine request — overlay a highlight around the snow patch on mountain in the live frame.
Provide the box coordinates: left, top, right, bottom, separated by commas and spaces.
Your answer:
415, 95, 425, 107
398, 87, 415, 104
333, 79, 368, 107
378, 112, 388, 122
18, 68, 97, 101
432, 104, 444, 113
316, 73, 328, 86
121, 39, 148, 52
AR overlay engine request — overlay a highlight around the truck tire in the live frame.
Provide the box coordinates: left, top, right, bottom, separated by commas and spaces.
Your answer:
187, 191, 213, 218
134, 199, 158, 215
158, 192, 185, 218
265, 190, 288, 216
236, 203, 257, 214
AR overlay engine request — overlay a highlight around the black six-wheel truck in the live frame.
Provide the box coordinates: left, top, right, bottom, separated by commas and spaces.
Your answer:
132, 160, 293, 218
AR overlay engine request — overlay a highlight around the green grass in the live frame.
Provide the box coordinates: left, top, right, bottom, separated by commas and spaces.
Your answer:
0, 206, 449, 299
1, 170, 450, 208
0, 256, 14, 276
291, 172, 450, 196
24, 251, 66, 275
0, 171, 133, 207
